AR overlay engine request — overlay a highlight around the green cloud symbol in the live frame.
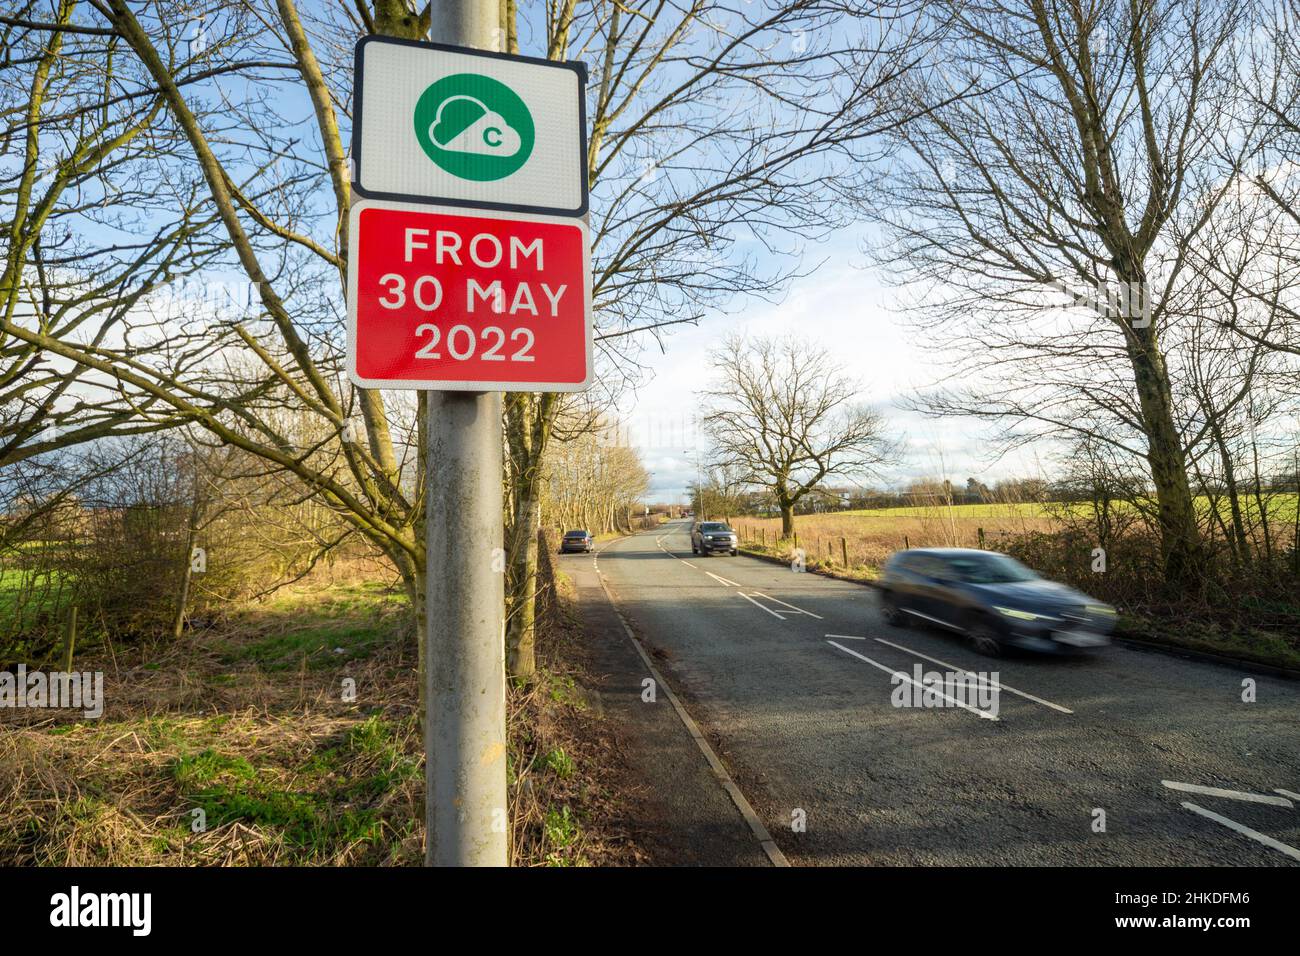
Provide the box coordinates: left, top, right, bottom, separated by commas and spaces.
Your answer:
431, 96, 522, 157
414, 74, 534, 182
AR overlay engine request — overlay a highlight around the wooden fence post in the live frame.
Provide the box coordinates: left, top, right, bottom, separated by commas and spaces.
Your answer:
841, 537, 848, 567
62, 606, 78, 672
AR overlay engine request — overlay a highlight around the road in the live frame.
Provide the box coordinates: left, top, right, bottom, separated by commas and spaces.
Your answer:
561, 520, 1300, 866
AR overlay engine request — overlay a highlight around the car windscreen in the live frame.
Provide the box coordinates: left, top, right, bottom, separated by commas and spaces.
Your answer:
947, 554, 1040, 584
564, 530, 588, 536
698, 523, 731, 532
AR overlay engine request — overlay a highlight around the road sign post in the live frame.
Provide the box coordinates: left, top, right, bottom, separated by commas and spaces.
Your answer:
349, 1, 590, 866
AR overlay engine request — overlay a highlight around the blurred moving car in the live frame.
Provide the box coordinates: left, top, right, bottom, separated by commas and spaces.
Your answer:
691, 521, 738, 556
559, 530, 594, 554
877, 547, 1116, 655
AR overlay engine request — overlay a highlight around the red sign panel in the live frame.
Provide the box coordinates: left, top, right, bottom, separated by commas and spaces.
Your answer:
347, 199, 591, 390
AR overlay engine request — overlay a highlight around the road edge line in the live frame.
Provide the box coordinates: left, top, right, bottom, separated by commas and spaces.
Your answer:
595, 571, 790, 867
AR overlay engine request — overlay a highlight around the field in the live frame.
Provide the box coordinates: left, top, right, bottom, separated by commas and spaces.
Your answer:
730, 494, 1300, 575
731, 507, 1060, 573
722, 497, 1300, 670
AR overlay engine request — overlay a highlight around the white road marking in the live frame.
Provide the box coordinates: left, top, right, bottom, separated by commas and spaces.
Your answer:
901, 607, 964, 631
827, 641, 999, 721
751, 591, 823, 619
681, 561, 697, 568
705, 571, 741, 587
824, 633, 868, 640
1180, 801, 1300, 862
1275, 788, 1300, 802
1161, 781, 1293, 807
872, 637, 1074, 715
738, 592, 785, 619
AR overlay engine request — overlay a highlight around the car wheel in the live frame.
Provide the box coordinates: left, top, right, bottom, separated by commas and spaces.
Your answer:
967, 619, 1003, 657
880, 591, 908, 627
730, 549, 738, 556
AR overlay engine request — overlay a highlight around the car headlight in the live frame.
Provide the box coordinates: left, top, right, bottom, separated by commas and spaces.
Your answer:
994, 606, 1049, 621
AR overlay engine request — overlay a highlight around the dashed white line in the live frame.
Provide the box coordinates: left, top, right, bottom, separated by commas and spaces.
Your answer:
1275, 788, 1300, 802
871, 637, 1074, 715
1180, 801, 1300, 862
827, 641, 999, 721
1161, 781, 1294, 807
824, 633, 868, 640
705, 571, 741, 587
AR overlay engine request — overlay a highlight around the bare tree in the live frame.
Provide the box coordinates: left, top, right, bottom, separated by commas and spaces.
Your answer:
688, 461, 748, 521
1, 1, 226, 470
1, 0, 941, 679
861, 0, 1264, 585
699, 334, 893, 536
542, 423, 649, 537
497, 0, 942, 675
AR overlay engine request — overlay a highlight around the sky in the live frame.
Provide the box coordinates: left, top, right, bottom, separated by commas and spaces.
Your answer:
611, 228, 1045, 503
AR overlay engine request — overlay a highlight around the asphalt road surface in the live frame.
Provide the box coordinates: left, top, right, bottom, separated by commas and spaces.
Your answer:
561, 520, 1300, 866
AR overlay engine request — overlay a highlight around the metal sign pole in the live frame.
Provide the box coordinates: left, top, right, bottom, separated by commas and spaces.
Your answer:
424, 0, 508, 867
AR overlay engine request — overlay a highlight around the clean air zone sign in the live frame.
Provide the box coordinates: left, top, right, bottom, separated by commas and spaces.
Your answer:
352, 37, 588, 217
348, 37, 592, 392
347, 201, 591, 391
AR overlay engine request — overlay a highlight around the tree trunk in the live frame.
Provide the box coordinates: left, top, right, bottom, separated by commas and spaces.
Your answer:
1126, 327, 1203, 584
1210, 420, 1250, 566
780, 502, 794, 538
505, 486, 540, 678
503, 393, 555, 680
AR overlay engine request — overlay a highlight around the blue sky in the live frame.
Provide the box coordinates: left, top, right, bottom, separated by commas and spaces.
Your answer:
614, 225, 1046, 502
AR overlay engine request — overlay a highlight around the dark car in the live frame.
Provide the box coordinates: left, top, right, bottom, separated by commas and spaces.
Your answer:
877, 548, 1116, 655
691, 521, 738, 556
559, 530, 594, 554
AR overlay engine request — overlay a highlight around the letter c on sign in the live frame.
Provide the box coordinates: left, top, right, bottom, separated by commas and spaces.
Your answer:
484, 126, 502, 148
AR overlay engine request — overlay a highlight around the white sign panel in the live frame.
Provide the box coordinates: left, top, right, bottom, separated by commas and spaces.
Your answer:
353, 37, 588, 217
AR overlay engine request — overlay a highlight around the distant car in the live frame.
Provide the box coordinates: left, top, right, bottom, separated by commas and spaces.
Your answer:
691, 521, 738, 556
877, 548, 1116, 656
560, 530, 594, 554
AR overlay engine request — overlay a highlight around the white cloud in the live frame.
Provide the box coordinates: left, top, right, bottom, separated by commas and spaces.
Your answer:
611, 238, 1047, 500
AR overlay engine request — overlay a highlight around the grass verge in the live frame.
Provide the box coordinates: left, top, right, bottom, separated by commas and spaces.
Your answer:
0, 573, 645, 865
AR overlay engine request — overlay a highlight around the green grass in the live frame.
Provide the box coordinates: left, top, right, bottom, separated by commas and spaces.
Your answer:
542, 747, 575, 779
217, 582, 407, 671
543, 805, 580, 849
168, 717, 416, 854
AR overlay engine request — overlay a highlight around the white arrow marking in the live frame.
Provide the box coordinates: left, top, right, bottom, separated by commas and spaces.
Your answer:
827, 641, 998, 721
873, 637, 1073, 714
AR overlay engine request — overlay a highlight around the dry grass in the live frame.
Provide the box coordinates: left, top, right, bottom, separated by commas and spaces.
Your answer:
0, 558, 643, 866
731, 508, 1061, 575
505, 572, 647, 867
